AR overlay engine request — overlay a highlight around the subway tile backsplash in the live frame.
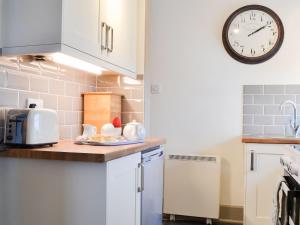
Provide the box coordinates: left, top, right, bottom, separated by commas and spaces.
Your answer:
97, 74, 144, 125
243, 85, 300, 137
0, 58, 97, 140
0, 58, 144, 141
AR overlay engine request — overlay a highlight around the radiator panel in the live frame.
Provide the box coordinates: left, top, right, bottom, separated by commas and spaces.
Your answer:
164, 154, 221, 219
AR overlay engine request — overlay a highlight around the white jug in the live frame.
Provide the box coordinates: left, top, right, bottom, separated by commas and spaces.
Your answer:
123, 120, 146, 141
82, 124, 97, 138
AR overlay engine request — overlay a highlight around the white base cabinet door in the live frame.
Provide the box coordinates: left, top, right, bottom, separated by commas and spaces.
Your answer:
106, 152, 141, 225
244, 144, 287, 225
0, 152, 141, 225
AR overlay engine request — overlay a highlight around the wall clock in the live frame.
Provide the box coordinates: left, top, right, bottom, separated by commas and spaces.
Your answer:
222, 5, 284, 64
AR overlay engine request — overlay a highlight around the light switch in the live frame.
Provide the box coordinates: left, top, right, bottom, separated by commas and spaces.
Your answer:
151, 84, 162, 94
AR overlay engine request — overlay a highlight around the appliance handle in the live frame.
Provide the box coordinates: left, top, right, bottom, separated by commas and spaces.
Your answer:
289, 217, 296, 225
138, 163, 144, 192
143, 151, 164, 163
250, 151, 255, 171
281, 181, 290, 196
150, 151, 164, 159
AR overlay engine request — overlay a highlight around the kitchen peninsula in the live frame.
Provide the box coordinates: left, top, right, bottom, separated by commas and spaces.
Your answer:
0, 138, 165, 225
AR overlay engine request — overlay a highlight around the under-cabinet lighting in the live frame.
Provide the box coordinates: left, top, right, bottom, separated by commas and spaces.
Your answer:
122, 76, 141, 85
50, 53, 105, 75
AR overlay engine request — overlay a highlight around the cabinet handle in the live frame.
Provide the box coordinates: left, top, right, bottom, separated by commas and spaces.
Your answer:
105, 25, 110, 52
108, 27, 114, 53
250, 151, 255, 171
138, 163, 144, 192
101, 22, 107, 51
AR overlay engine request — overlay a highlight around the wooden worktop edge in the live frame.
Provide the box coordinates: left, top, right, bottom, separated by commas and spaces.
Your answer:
0, 138, 166, 163
242, 137, 300, 144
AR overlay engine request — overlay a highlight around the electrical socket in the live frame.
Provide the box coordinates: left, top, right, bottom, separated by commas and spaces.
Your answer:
26, 98, 44, 108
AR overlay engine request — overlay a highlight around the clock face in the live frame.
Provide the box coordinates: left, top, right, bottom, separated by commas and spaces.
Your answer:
222, 5, 284, 64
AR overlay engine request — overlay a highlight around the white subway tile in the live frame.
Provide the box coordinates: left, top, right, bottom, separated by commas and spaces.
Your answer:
58, 96, 73, 111
30, 77, 49, 93
40, 94, 58, 110
0, 89, 18, 107
7, 71, 29, 90
49, 79, 64, 95
65, 82, 80, 97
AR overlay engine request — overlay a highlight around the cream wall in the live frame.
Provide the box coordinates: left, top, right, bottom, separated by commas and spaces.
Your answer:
145, 0, 300, 206
0, 0, 2, 50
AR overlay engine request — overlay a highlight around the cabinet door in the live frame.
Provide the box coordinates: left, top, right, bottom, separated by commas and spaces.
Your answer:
244, 144, 287, 225
100, 0, 137, 74
62, 0, 101, 58
106, 152, 141, 225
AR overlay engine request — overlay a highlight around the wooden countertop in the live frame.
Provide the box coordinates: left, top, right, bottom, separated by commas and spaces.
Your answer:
242, 136, 300, 144
0, 137, 166, 163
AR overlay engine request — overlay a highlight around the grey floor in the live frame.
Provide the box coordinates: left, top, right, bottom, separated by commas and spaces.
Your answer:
164, 222, 207, 225
164, 221, 236, 225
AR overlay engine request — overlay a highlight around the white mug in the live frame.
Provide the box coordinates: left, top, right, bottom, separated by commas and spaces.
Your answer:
82, 124, 97, 138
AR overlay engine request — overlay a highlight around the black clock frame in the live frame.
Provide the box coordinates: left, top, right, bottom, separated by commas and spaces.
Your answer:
222, 5, 284, 64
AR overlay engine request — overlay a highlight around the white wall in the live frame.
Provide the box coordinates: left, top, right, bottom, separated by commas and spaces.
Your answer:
145, 0, 300, 206
0, 0, 2, 50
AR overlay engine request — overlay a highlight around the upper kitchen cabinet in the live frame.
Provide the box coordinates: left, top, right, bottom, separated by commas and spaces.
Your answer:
1, 0, 139, 78
62, 0, 101, 59
2, 0, 62, 55
99, 0, 137, 74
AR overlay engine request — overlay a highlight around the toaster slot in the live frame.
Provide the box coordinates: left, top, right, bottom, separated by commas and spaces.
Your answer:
6, 113, 27, 144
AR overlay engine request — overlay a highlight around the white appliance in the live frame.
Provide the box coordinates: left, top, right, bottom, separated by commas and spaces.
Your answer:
280, 146, 300, 186
4, 108, 59, 146
141, 147, 164, 225
278, 146, 300, 225
164, 154, 221, 223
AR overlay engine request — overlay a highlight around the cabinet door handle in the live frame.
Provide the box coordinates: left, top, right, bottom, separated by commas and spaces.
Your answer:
108, 27, 114, 53
250, 151, 255, 171
101, 22, 107, 51
105, 25, 110, 51
138, 163, 144, 192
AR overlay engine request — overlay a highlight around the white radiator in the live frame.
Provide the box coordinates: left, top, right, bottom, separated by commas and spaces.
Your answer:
164, 154, 221, 220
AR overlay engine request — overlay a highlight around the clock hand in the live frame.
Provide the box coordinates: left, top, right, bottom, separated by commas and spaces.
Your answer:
248, 25, 267, 37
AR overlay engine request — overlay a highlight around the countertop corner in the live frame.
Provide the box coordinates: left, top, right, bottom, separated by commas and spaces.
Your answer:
0, 137, 166, 163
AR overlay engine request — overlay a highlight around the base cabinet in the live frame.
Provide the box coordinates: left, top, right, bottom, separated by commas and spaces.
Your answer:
0, 152, 141, 225
244, 144, 287, 225
106, 152, 141, 225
